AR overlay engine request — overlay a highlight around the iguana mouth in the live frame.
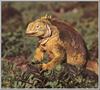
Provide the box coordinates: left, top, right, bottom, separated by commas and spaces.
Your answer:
26, 32, 36, 36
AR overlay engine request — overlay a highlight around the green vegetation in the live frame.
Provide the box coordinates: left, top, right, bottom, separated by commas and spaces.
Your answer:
2, 2, 98, 88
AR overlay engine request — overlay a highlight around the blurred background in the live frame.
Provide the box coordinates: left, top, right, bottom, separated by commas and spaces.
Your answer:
1, 1, 98, 88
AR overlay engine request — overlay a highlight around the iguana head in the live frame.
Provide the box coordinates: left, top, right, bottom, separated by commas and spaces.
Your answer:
26, 15, 52, 38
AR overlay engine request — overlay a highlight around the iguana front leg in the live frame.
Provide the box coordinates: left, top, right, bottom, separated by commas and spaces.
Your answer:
34, 47, 44, 62
42, 46, 64, 70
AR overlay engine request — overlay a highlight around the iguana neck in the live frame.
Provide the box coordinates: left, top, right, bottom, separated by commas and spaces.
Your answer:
39, 25, 59, 45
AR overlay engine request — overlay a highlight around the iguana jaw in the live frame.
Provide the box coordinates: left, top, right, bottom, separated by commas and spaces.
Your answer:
26, 32, 45, 37
26, 32, 37, 36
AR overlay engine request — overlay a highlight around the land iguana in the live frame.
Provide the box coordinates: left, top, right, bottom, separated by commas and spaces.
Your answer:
26, 15, 98, 75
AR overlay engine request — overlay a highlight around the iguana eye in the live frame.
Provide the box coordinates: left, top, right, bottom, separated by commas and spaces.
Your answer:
36, 25, 40, 29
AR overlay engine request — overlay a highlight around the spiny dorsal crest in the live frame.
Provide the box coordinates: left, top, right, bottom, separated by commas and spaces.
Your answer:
39, 14, 52, 25
40, 14, 52, 20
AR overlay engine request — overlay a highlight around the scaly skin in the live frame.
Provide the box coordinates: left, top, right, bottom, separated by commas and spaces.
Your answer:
26, 15, 98, 74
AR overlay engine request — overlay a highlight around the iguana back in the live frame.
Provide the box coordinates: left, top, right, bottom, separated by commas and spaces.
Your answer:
48, 18, 89, 66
